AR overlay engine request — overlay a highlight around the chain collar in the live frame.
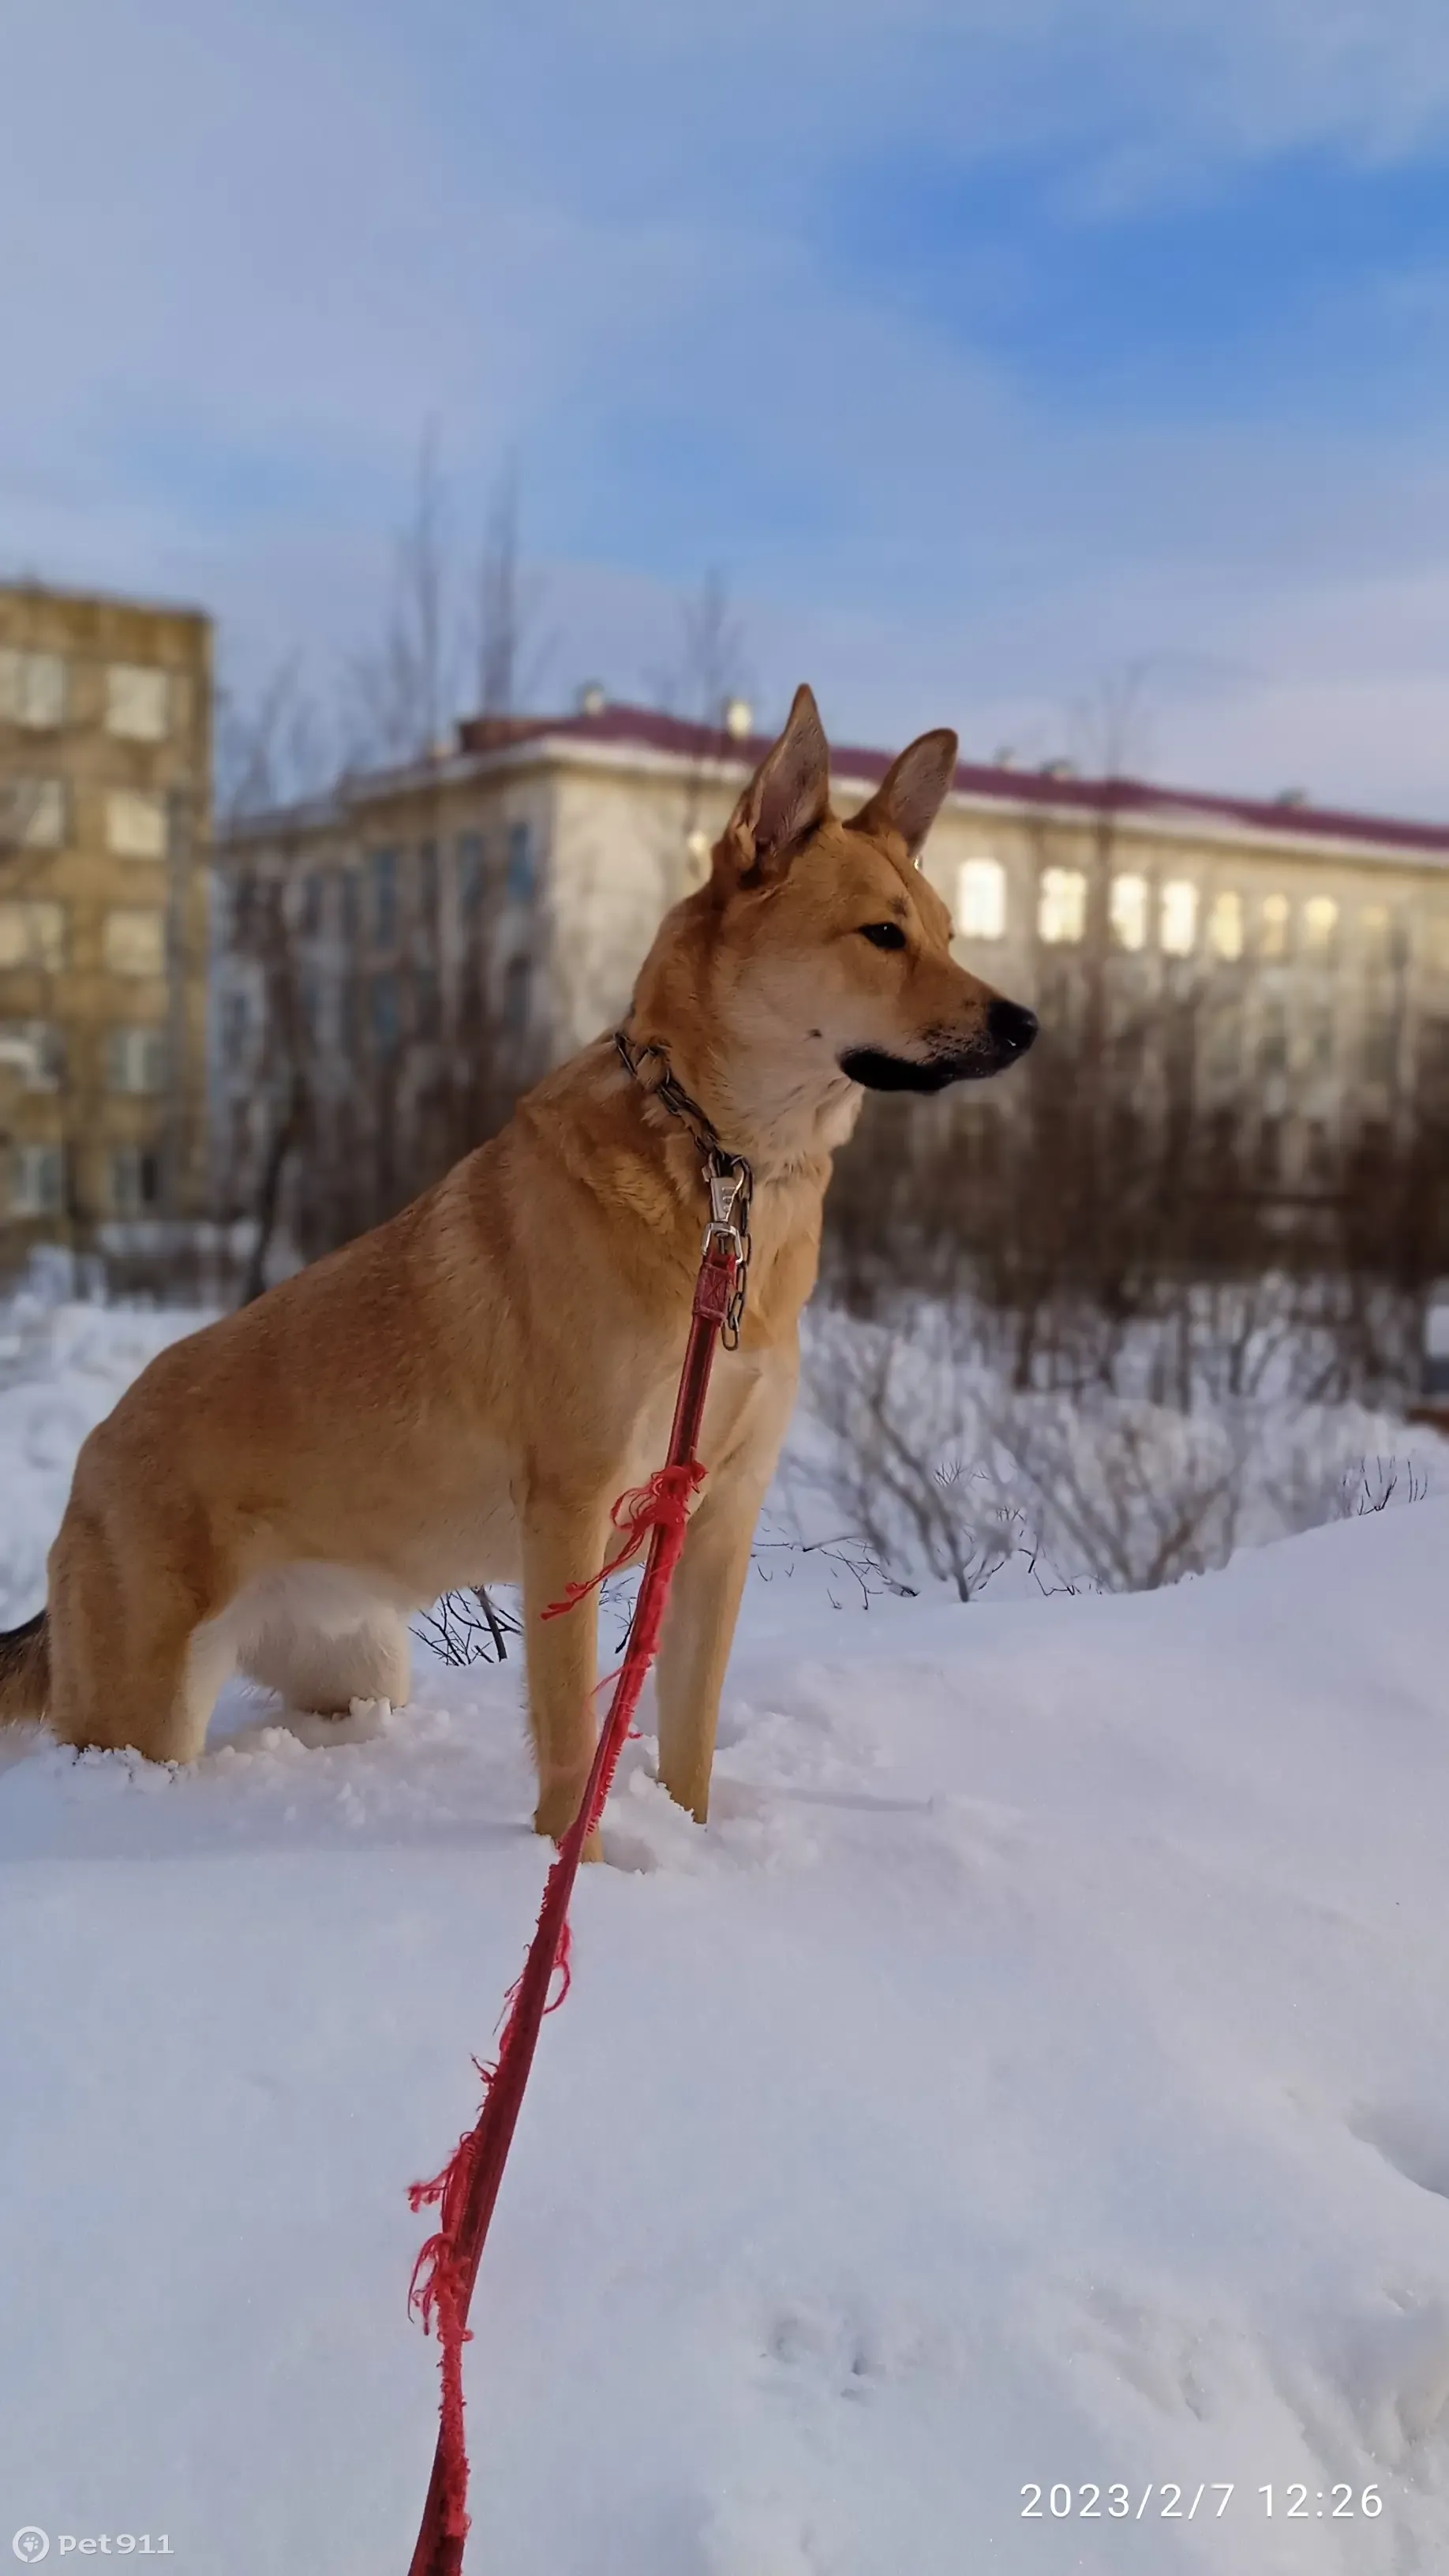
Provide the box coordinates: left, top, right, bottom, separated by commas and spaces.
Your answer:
614, 1028, 753, 1348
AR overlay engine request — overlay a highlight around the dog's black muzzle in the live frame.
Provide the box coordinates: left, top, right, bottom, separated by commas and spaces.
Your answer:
841, 997, 1039, 1093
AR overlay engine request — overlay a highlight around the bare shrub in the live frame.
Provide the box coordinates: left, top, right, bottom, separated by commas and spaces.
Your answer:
793, 1309, 1030, 1601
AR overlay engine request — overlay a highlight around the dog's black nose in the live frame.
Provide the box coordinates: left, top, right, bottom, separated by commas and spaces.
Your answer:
987, 998, 1039, 1061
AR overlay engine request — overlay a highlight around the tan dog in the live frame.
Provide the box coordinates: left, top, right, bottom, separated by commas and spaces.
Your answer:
0, 687, 1035, 1840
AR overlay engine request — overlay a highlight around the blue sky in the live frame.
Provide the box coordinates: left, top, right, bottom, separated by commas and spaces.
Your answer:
7, 0, 1449, 809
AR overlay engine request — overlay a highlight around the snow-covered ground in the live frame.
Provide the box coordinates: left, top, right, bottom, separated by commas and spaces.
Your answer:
3, 1300, 1449, 2571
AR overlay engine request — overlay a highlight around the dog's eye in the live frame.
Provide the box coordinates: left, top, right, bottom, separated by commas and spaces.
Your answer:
859, 921, 908, 951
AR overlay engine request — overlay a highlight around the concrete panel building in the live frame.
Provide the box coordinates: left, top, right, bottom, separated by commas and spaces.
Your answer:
215, 697, 1449, 1260
0, 580, 212, 1250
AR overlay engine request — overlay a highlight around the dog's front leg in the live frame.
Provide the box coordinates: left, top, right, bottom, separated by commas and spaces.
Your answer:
653, 1469, 766, 1823
521, 1490, 612, 1855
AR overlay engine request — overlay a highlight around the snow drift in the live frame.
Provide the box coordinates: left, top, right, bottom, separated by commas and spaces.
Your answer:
1, 1305, 1447, 2569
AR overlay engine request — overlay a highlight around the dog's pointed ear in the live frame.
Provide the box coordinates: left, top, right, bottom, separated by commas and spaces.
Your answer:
716, 684, 830, 886
847, 728, 959, 861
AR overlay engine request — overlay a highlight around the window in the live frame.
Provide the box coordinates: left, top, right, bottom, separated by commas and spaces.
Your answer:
368, 848, 399, 948
0, 901, 65, 969
1038, 867, 1086, 945
1204, 1006, 1241, 1082
1159, 880, 1198, 957
1361, 904, 1394, 970
109, 1145, 161, 1215
1362, 1009, 1398, 1087
955, 857, 1005, 941
1422, 1015, 1449, 1098
1208, 890, 1245, 962
1301, 896, 1338, 964
103, 908, 165, 975
1256, 1118, 1283, 1187
458, 832, 485, 917
506, 820, 536, 904
10, 1141, 64, 1216
418, 840, 439, 920
106, 1026, 167, 1095
369, 970, 400, 1054
1258, 998, 1288, 1078
0, 1021, 63, 1089
1259, 894, 1290, 960
299, 872, 324, 938
106, 788, 167, 859
413, 968, 441, 1041
300, 976, 324, 1046
1306, 1002, 1335, 1078
340, 871, 361, 945
106, 664, 169, 742
0, 648, 66, 729
1109, 873, 1148, 952
219, 989, 251, 1059
504, 953, 531, 1039
1, 777, 65, 848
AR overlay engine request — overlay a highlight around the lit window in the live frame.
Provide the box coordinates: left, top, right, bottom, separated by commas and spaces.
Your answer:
0, 1021, 63, 1089
109, 1145, 161, 1214
1208, 891, 1245, 961
956, 857, 1006, 941
1302, 896, 1338, 963
0, 901, 65, 969
506, 820, 536, 904
1361, 905, 1394, 969
1160, 881, 1198, 957
1038, 867, 1086, 945
0, 649, 66, 729
9, 1141, 65, 1216
1110, 874, 1148, 951
1, 777, 65, 848
106, 1027, 167, 1094
107, 789, 167, 859
106, 664, 169, 742
1259, 894, 1290, 959
103, 908, 165, 975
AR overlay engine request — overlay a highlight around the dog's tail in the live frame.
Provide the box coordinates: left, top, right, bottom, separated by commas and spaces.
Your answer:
0, 1609, 49, 1724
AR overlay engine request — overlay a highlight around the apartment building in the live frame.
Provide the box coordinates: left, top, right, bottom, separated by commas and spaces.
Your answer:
0, 580, 212, 1245
215, 695, 1449, 1260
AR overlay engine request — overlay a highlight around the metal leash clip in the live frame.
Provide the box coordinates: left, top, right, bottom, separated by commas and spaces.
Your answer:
703, 1165, 745, 1254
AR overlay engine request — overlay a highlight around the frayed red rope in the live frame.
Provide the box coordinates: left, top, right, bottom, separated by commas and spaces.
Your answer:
540, 1461, 706, 1619
405, 1477, 702, 2571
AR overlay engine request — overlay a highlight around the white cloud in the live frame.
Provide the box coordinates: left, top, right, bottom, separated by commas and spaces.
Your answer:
5, 0, 1449, 813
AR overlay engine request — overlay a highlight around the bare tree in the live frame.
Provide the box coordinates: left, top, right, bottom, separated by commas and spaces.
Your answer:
343, 428, 459, 769
472, 460, 551, 723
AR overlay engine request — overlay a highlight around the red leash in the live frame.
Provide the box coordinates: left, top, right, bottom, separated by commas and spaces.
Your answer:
403, 1187, 744, 2576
